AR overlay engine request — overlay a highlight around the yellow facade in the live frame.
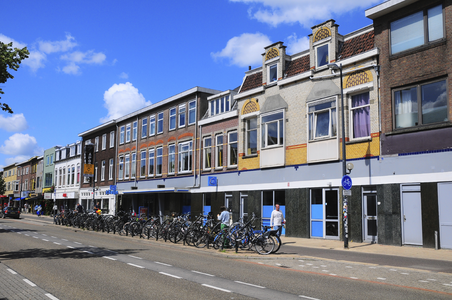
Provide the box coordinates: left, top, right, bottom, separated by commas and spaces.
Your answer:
3, 165, 17, 196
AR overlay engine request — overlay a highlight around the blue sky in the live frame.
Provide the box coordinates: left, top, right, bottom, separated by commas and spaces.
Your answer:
0, 0, 383, 169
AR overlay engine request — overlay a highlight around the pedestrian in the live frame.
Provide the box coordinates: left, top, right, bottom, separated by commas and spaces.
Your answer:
270, 204, 285, 237
217, 206, 230, 248
76, 203, 84, 214
36, 204, 42, 217
24, 203, 28, 214
53, 204, 58, 216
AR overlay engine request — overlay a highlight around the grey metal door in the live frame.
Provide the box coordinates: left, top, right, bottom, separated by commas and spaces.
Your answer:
402, 185, 423, 245
363, 193, 378, 243
438, 183, 452, 249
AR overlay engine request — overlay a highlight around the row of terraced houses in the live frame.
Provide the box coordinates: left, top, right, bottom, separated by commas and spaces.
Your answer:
2, 0, 452, 249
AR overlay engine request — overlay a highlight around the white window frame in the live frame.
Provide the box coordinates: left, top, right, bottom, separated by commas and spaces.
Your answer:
70, 145, 75, 157
215, 134, 223, 169
308, 98, 337, 141
101, 160, 105, 181
157, 112, 164, 134
126, 123, 131, 143
315, 42, 329, 69
140, 150, 146, 178
245, 118, 258, 156
261, 110, 284, 149
203, 136, 212, 170
109, 158, 113, 180
178, 140, 193, 173
349, 91, 371, 141
156, 147, 163, 176
124, 154, 130, 179
178, 104, 186, 128
95, 137, 99, 152
120, 126, 125, 144
149, 115, 156, 136
141, 117, 148, 139
268, 63, 278, 83
119, 156, 124, 180
148, 148, 155, 177
188, 100, 196, 125
131, 152, 136, 179
132, 121, 138, 141
102, 134, 107, 150
77, 164, 81, 184
228, 131, 238, 167
110, 131, 115, 148
169, 107, 176, 131
168, 144, 176, 175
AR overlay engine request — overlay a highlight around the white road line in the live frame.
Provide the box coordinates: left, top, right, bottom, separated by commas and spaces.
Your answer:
42, 234, 47, 236
128, 255, 142, 259
235, 281, 265, 289
103, 256, 117, 260
127, 263, 145, 269
329, 274, 337, 276
427, 279, 437, 281
191, 270, 215, 277
377, 278, 386, 280
345, 266, 353, 268
45, 293, 60, 300
202, 284, 230, 293
24, 234, 29, 236
389, 269, 397, 271
299, 295, 321, 300
159, 272, 182, 279
322, 270, 329, 272
53, 242, 61, 245
16, 232, 21, 234
42, 239, 49, 242
419, 280, 429, 283
33, 236, 39, 239
61, 239, 68, 241
51, 236, 57, 238
7, 269, 17, 275
83, 251, 94, 254
67, 246, 74, 249
74, 242, 82, 245
155, 261, 172, 266
401, 273, 409, 275
350, 277, 358, 280
443, 283, 452, 287
23, 279, 37, 287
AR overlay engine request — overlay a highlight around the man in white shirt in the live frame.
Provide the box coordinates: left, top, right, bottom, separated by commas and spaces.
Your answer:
270, 204, 285, 237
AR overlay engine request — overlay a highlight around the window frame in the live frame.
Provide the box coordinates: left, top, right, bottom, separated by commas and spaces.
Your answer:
245, 118, 258, 156
215, 134, 223, 169
228, 131, 238, 168
392, 77, 448, 129
349, 91, 371, 141
156, 147, 163, 176
168, 143, 176, 175
124, 154, 130, 179
268, 63, 278, 83
109, 158, 113, 180
188, 100, 196, 125
110, 131, 115, 148
118, 156, 124, 180
203, 136, 212, 171
140, 150, 146, 178
126, 123, 131, 143
178, 104, 186, 128
102, 134, 107, 150
169, 107, 177, 131
157, 112, 164, 134
132, 121, 138, 141
260, 110, 285, 149
149, 115, 156, 136
131, 152, 136, 179
141, 117, 148, 139
308, 98, 337, 141
178, 140, 193, 173
390, 4, 444, 55
148, 148, 155, 177
101, 160, 105, 181
120, 126, 125, 144
315, 43, 329, 69
95, 137, 99, 152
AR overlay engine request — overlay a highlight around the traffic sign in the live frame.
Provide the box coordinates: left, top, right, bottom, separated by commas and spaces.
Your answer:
341, 175, 352, 190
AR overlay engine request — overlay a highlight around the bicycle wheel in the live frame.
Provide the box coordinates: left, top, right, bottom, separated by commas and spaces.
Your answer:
272, 235, 282, 253
254, 235, 276, 255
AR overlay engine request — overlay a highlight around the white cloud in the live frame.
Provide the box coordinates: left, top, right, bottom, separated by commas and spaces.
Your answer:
5, 155, 32, 166
100, 82, 151, 123
38, 34, 77, 54
60, 50, 106, 74
0, 114, 28, 132
230, 0, 382, 27
119, 72, 129, 79
0, 133, 41, 156
0, 34, 46, 72
286, 33, 309, 54
62, 62, 80, 75
211, 33, 272, 67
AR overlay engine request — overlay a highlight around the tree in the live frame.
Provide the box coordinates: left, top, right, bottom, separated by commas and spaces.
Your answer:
0, 175, 6, 196
0, 41, 29, 114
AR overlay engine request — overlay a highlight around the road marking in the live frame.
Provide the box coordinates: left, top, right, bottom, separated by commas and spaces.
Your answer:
443, 283, 452, 287
299, 295, 321, 300
42, 234, 47, 236
427, 279, 437, 281
202, 284, 231, 293
16, 232, 21, 234
160, 272, 182, 279
51, 236, 57, 238
67, 246, 74, 249
350, 277, 358, 280
401, 273, 409, 275
389, 269, 397, 271
7, 269, 17, 275
377, 278, 386, 280
235, 281, 265, 289
299, 265, 305, 267
61, 239, 68, 241
23, 279, 37, 287
45, 293, 59, 300
155, 261, 172, 267
24, 234, 29, 236
329, 274, 337, 276
128, 255, 142, 259
33, 236, 39, 239
53, 242, 61, 245
83, 251, 94, 254
42, 239, 49, 242
127, 263, 145, 269
345, 266, 353, 268
103, 256, 117, 261
74, 242, 82, 245
419, 280, 429, 283
322, 270, 329, 272
191, 270, 215, 277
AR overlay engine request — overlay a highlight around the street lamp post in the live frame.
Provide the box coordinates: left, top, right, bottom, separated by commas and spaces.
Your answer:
328, 63, 349, 249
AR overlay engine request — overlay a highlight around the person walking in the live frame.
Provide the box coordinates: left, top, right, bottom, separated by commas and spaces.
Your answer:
217, 206, 230, 248
270, 204, 285, 237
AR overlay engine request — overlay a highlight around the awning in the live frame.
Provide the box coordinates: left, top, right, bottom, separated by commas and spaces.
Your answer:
26, 195, 43, 201
42, 188, 53, 193
13, 197, 24, 201
121, 188, 190, 194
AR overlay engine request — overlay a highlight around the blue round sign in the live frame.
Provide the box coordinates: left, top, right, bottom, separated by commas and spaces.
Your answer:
341, 175, 352, 190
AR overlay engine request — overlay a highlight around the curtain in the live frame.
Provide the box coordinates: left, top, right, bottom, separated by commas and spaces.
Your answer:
352, 93, 370, 138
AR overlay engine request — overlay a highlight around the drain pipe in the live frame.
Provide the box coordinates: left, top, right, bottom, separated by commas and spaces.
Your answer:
435, 231, 439, 250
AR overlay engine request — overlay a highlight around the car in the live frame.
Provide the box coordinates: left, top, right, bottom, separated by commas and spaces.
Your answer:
2, 207, 21, 219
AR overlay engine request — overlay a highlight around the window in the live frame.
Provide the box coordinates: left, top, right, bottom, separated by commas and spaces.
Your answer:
140, 151, 146, 177
141, 117, 148, 139
393, 78, 447, 129
71, 165, 75, 185
50, 154, 53, 164
178, 141, 192, 173
246, 118, 258, 155
350, 92, 370, 139
95, 137, 99, 152
132, 121, 138, 141
148, 149, 155, 176
316, 44, 329, 68
168, 144, 176, 174
391, 5, 443, 54
261, 111, 284, 147
125, 154, 130, 179
169, 108, 176, 131
77, 164, 80, 184
110, 131, 115, 148
157, 112, 164, 134
209, 96, 231, 116
70, 145, 75, 156
46, 156, 49, 166
268, 64, 277, 82
179, 104, 186, 128
149, 115, 156, 136
109, 159, 113, 180
188, 100, 196, 125
102, 134, 106, 150
120, 126, 125, 144
118, 156, 124, 180
77, 144, 81, 155
215, 134, 223, 169
203, 137, 212, 170
308, 100, 337, 140
67, 167, 70, 185
156, 147, 163, 176
126, 124, 131, 142
101, 160, 105, 181
228, 131, 238, 167
131, 152, 136, 179
62, 168, 65, 186
94, 163, 98, 182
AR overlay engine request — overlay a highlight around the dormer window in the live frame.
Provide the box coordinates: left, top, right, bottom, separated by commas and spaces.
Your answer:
269, 64, 278, 82
209, 95, 230, 117
316, 44, 329, 68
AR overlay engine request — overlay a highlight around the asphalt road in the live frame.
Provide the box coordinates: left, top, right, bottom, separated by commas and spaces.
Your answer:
0, 216, 451, 300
